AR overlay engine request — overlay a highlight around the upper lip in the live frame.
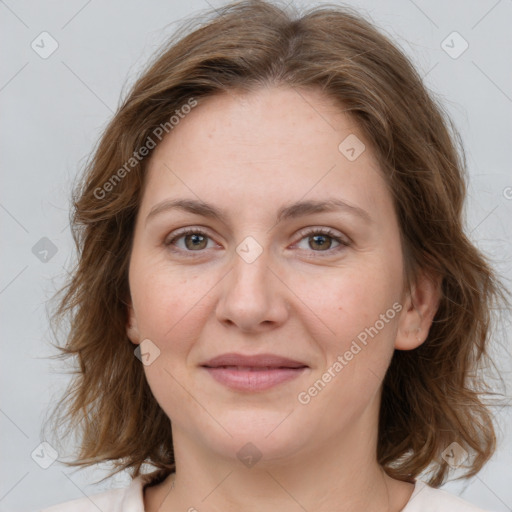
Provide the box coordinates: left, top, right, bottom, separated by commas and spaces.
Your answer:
201, 353, 308, 369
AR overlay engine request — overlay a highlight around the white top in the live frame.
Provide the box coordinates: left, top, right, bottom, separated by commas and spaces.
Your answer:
40, 475, 493, 511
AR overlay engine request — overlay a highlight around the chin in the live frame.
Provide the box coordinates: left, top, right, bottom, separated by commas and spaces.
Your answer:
200, 409, 315, 466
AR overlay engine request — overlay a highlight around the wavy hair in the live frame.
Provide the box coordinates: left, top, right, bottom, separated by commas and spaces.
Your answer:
42, 0, 511, 488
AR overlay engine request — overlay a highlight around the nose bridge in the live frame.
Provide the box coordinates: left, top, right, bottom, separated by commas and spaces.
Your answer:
215, 235, 288, 330
229, 237, 273, 302
234, 240, 269, 288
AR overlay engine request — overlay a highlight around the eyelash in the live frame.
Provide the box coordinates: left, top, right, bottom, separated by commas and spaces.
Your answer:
164, 227, 350, 258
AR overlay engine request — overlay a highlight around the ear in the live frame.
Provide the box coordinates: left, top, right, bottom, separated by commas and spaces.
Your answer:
395, 269, 442, 350
126, 303, 142, 345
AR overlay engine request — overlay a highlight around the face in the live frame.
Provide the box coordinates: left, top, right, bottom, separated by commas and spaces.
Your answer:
127, 86, 424, 466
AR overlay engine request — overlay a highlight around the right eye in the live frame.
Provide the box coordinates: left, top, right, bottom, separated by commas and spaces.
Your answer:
164, 228, 219, 253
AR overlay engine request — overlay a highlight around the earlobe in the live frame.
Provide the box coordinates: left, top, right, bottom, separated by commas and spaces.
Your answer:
395, 270, 442, 351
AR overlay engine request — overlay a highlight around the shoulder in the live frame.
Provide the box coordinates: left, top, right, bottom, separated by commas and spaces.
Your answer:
39, 475, 147, 512
402, 480, 495, 512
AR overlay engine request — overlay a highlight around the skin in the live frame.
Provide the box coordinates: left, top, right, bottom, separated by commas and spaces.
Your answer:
126, 85, 440, 512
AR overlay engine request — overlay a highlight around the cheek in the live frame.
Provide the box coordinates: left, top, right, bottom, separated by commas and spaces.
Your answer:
300, 262, 397, 331
130, 264, 217, 353
296, 258, 401, 378
131, 260, 182, 323
131, 268, 212, 419
297, 269, 399, 419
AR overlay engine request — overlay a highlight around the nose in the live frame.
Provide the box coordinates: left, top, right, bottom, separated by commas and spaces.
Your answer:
215, 244, 290, 333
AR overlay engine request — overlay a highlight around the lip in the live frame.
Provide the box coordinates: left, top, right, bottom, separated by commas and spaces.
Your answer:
201, 352, 308, 369
200, 353, 309, 392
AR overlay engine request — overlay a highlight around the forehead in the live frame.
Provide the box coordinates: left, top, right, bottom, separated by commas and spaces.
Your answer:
160, 86, 366, 155
140, 86, 392, 223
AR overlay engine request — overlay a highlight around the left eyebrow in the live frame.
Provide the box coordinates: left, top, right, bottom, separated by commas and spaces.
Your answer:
145, 197, 373, 227
275, 198, 373, 225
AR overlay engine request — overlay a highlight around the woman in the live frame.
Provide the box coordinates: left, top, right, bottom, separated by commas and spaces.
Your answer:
41, 1, 510, 510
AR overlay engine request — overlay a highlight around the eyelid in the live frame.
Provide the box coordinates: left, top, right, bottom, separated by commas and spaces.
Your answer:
294, 226, 349, 244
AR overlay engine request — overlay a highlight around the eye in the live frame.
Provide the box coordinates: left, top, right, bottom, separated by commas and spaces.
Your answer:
164, 226, 350, 257
294, 227, 350, 255
164, 228, 217, 253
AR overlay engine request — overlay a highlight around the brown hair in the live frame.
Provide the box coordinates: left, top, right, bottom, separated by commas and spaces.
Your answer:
43, 0, 511, 488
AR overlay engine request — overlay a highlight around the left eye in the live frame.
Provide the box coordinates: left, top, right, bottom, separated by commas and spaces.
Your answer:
294, 229, 348, 253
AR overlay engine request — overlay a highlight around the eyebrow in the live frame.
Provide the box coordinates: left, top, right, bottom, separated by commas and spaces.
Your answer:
145, 197, 373, 227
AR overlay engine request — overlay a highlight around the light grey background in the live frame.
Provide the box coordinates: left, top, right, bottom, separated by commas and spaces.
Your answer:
1, 0, 511, 510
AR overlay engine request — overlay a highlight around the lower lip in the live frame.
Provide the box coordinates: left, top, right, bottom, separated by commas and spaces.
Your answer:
202, 366, 307, 391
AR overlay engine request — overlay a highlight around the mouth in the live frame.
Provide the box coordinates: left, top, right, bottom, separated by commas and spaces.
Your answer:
204, 365, 306, 370
202, 366, 308, 391
200, 353, 309, 391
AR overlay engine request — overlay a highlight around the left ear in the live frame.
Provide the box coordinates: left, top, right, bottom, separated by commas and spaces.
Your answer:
395, 269, 442, 350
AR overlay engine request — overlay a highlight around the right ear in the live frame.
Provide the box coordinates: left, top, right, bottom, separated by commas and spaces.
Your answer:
126, 303, 142, 345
